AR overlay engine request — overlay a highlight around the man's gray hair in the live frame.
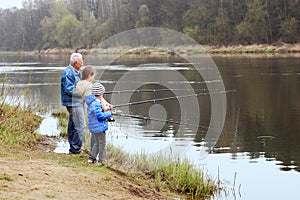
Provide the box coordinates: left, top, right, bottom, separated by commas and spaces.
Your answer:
70, 53, 82, 65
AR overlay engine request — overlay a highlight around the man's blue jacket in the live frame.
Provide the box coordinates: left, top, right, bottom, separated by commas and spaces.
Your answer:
60, 65, 83, 106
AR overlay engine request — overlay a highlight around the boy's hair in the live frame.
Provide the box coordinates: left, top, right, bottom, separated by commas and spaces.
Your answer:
81, 65, 96, 80
92, 82, 105, 96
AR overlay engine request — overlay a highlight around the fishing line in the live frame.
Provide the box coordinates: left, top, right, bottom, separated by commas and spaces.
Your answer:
105, 88, 211, 94
113, 89, 237, 108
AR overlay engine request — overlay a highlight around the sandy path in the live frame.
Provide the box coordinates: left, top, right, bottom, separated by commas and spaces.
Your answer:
0, 157, 172, 200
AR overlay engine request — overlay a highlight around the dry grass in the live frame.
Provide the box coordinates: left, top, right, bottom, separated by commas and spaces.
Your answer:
3, 43, 300, 57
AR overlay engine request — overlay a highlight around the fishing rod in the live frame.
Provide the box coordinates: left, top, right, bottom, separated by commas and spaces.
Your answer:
105, 88, 211, 94
113, 89, 236, 108
112, 112, 223, 132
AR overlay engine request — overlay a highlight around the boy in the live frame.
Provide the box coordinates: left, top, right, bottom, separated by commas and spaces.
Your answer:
85, 82, 112, 165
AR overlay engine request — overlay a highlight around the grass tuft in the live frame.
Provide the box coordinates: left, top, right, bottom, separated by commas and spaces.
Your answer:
51, 108, 68, 138
105, 144, 223, 199
0, 173, 13, 181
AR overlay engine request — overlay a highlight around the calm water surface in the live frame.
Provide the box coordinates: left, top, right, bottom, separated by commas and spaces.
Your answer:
1, 54, 300, 199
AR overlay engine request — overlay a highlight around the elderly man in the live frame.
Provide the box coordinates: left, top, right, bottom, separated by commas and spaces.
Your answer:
60, 53, 86, 154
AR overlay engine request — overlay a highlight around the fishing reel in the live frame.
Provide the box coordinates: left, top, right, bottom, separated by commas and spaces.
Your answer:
108, 117, 115, 122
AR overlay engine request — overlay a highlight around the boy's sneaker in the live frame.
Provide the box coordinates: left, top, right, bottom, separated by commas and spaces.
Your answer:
88, 159, 95, 164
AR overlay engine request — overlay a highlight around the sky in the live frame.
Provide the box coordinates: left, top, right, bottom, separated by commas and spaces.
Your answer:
0, 0, 24, 9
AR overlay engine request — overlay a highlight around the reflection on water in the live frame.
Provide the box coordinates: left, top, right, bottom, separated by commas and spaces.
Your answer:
37, 114, 60, 137
53, 139, 69, 154
1, 54, 300, 199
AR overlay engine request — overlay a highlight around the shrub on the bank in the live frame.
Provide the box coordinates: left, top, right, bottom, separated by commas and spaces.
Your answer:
0, 83, 42, 148
105, 143, 222, 199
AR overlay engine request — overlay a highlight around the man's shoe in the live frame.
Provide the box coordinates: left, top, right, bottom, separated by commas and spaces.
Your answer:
69, 150, 81, 154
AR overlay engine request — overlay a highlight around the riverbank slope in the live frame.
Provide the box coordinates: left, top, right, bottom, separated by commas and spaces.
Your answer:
0, 143, 178, 200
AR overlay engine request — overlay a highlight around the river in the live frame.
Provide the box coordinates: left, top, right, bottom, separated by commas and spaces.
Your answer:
1, 53, 300, 199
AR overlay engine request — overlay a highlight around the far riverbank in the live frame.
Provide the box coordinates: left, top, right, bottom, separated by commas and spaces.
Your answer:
1, 43, 300, 56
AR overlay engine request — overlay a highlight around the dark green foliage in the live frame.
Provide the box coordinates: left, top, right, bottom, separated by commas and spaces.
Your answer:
0, 0, 299, 51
